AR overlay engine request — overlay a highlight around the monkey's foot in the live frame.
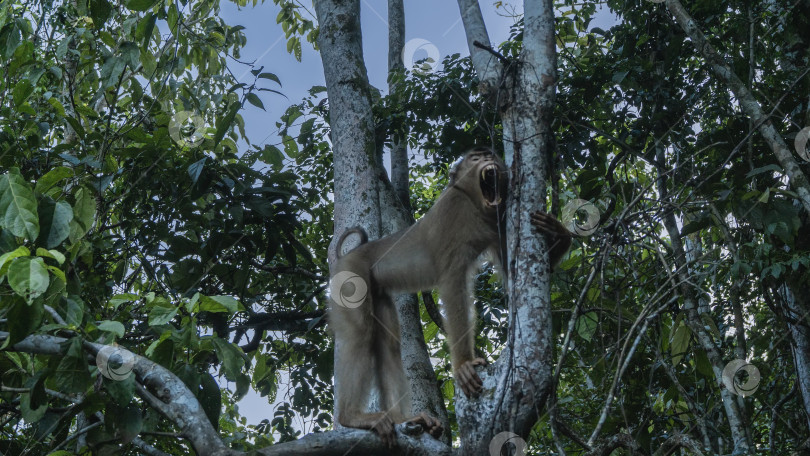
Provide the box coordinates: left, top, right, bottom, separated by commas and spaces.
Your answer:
406, 412, 443, 438
458, 357, 487, 397
340, 412, 397, 448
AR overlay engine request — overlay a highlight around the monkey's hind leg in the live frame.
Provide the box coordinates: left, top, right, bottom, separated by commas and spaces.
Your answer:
374, 294, 444, 439
331, 297, 397, 446
373, 293, 410, 421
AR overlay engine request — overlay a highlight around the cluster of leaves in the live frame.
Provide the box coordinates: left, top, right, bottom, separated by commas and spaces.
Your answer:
0, 0, 334, 452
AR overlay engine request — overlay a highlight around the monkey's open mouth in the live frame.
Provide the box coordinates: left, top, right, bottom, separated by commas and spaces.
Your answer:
480, 165, 502, 206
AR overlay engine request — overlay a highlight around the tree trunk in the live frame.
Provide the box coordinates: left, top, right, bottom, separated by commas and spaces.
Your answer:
388, 0, 410, 212
782, 281, 810, 430
316, 0, 448, 440
455, 0, 557, 453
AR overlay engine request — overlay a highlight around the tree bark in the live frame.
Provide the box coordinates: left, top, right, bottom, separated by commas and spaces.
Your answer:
455, 0, 557, 453
315, 0, 448, 441
388, 0, 411, 212
781, 282, 810, 430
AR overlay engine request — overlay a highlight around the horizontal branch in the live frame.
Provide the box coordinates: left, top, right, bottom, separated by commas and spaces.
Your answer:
254, 424, 450, 456
1, 331, 450, 456
0, 331, 227, 455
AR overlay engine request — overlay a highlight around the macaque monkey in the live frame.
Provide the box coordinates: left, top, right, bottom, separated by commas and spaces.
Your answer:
329, 146, 571, 445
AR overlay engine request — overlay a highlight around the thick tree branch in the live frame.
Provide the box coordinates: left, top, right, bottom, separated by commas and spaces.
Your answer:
253, 425, 450, 456
1, 332, 228, 455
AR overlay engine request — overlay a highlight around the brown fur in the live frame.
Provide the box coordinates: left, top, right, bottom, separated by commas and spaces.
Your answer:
329, 146, 571, 445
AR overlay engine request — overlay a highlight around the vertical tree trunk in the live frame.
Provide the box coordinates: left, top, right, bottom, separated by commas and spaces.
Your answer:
455, 0, 557, 453
314, 0, 381, 248
316, 0, 448, 437
388, 0, 410, 212
314, 0, 382, 426
784, 281, 810, 430
384, 0, 449, 438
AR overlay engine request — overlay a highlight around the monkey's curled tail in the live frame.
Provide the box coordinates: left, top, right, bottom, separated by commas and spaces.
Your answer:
336, 227, 368, 258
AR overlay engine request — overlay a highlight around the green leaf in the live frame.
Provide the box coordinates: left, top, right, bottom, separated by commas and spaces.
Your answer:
575, 311, 598, 342
35, 167, 73, 194
120, 41, 140, 68
126, 0, 156, 11
65, 296, 84, 326
8, 257, 49, 302
54, 338, 91, 394
0, 169, 40, 240
282, 135, 298, 157
188, 157, 206, 184
670, 321, 690, 365
261, 145, 284, 167
47, 97, 66, 117
35, 248, 65, 265
214, 102, 240, 145
89, 0, 112, 28
113, 404, 142, 443
110, 293, 139, 308
98, 320, 125, 338
199, 373, 222, 430
246, 93, 265, 110
1, 296, 43, 348
0, 246, 30, 275
148, 300, 178, 326
12, 79, 33, 106
20, 391, 47, 423
211, 337, 245, 380
258, 72, 281, 85
37, 197, 74, 248
69, 187, 95, 242
137, 12, 157, 48
199, 295, 239, 313
104, 374, 135, 406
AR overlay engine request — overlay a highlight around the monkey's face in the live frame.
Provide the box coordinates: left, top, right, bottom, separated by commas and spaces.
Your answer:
451, 148, 508, 211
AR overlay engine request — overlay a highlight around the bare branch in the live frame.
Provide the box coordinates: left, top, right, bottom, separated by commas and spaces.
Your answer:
456, 0, 503, 95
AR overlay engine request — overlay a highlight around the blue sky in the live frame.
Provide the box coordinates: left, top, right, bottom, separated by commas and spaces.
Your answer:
219, 1, 521, 153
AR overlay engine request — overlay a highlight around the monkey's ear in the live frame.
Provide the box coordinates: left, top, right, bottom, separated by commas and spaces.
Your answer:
448, 156, 465, 186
